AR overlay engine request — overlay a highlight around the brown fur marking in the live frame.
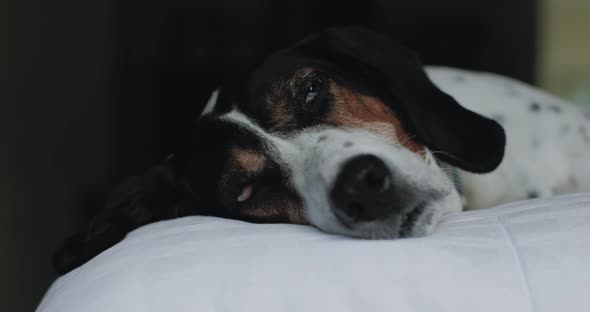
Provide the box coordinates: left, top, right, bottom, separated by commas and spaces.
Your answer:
262, 69, 425, 156
230, 147, 267, 174
241, 197, 307, 224
326, 82, 425, 154
221, 147, 308, 224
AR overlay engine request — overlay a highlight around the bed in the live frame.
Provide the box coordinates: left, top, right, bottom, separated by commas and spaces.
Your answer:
37, 193, 590, 312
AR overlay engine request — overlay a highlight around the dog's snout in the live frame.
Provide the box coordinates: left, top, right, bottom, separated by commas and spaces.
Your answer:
330, 155, 396, 222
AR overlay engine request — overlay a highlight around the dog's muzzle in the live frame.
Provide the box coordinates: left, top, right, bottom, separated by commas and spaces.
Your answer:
285, 127, 461, 239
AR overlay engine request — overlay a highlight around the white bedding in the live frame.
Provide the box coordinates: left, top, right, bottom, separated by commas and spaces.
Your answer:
37, 193, 590, 312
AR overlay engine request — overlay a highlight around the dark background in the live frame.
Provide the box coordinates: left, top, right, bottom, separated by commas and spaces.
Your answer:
1, 0, 536, 310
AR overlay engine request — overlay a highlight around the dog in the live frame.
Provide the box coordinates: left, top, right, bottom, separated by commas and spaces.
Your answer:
54, 27, 590, 274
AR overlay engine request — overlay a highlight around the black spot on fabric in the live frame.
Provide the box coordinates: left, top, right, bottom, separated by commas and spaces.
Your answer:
531, 137, 540, 148
585, 111, 590, 120
527, 191, 539, 199
317, 135, 328, 143
491, 114, 505, 124
529, 102, 541, 112
455, 75, 466, 83
343, 141, 353, 148
549, 105, 562, 113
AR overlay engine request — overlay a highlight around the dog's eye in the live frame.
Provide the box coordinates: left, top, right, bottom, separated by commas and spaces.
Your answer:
304, 77, 322, 104
236, 184, 254, 203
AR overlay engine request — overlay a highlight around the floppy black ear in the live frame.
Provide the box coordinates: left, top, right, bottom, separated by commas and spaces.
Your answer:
296, 27, 505, 173
53, 164, 195, 275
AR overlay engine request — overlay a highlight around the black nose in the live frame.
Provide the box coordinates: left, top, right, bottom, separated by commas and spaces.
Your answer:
330, 155, 396, 222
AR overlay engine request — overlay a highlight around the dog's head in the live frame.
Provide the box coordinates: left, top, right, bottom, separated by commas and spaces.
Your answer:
176, 27, 505, 238
55, 27, 505, 274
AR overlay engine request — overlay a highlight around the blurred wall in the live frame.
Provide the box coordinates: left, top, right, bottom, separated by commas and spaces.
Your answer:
0, 1, 114, 311
538, 0, 590, 107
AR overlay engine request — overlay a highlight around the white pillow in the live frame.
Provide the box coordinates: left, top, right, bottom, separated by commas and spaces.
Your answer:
37, 193, 590, 312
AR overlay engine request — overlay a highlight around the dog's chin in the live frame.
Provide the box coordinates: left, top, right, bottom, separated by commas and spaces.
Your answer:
317, 190, 462, 240
339, 204, 435, 240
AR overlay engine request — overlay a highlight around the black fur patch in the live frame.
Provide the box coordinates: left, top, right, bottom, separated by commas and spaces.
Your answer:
53, 164, 195, 274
